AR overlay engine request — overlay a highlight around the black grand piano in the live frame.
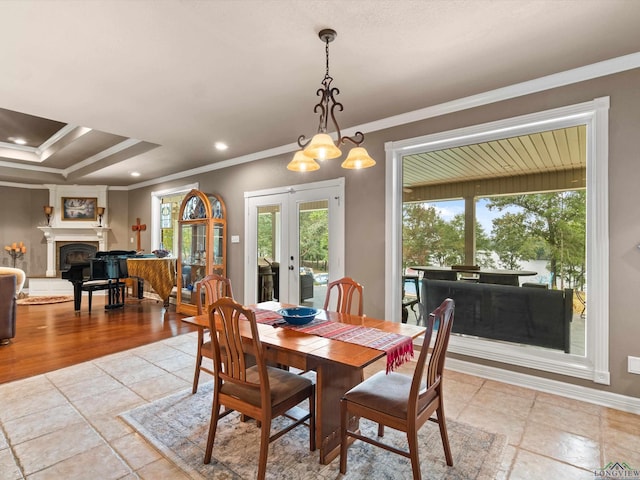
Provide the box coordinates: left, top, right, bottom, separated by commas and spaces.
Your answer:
62, 250, 144, 312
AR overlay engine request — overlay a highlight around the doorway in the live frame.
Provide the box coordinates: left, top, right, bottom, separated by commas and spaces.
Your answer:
244, 178, 345, 307
151, 182, 199, 255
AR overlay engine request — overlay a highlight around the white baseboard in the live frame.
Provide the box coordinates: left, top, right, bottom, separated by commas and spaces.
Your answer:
446, 357, 640, 415
27, 278, 112, 297
28, 278, 74, 296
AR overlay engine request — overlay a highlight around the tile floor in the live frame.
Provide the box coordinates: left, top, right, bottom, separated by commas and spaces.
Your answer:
1, 332, 639, 479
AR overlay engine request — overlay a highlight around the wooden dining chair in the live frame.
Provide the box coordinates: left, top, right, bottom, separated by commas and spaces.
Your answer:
323, 276, 363, 316
192, 273, 234, 393
203, 297, 316, 480
339, 298, 455, 480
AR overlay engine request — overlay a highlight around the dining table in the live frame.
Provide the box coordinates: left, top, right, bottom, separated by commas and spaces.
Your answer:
181, 301, 426, 464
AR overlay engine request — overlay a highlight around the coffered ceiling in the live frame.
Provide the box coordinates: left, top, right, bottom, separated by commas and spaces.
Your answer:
1, 0, 639, 188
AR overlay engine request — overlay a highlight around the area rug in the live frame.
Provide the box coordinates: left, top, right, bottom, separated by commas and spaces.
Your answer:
120, 383, 507, 480
16, 295, 74, 305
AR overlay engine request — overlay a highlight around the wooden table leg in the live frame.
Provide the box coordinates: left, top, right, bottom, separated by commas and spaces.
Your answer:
315, 360, 363, 465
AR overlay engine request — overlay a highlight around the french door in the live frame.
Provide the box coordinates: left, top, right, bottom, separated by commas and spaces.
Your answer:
244, 178, 345, 307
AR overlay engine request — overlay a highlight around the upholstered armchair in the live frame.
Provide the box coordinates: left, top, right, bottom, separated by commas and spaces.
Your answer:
0, 267, 24, 344
0, 267, 26, 295
0, 274, 17, 345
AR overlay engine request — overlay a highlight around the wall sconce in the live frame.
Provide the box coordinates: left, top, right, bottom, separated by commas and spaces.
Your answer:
43, 205, 53, 226
97, 207, 105, 227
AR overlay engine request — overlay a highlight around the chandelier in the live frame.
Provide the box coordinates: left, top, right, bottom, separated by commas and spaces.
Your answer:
287, 29, 375, 172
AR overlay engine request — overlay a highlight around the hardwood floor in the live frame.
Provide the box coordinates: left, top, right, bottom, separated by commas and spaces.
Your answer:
0, 295, 197, 384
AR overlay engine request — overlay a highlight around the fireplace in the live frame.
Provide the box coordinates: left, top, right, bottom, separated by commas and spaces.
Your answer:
38, 226, 109, 277
58, 242, 98, 273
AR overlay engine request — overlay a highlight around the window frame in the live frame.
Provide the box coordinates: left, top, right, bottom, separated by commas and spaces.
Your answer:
151, 182, 199, 253
385, 98, 610, 384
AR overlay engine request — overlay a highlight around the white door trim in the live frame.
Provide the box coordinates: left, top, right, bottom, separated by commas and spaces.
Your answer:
244, 177, 345, 305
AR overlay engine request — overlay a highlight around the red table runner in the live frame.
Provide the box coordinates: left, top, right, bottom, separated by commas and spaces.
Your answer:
252, 308, 414, 372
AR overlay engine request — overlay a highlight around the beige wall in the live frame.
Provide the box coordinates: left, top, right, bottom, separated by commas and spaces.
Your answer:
0, 187, 130, 279
106, 190, 132, 251
130, 68, 640, 398
0, 187, 49, 280
3, 68, 639, 398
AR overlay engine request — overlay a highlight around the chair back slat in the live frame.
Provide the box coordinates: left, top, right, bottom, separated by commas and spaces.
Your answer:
197, 274, 233, 314
208, 298, 267, 393
323, 277, 363, 316
411, 298, 454, 403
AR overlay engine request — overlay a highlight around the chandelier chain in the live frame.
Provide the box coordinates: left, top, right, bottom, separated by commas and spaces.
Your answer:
325, 36, 330, 79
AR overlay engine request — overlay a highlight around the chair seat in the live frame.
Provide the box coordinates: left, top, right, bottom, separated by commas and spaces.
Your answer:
81, 279, 112, 288
222, 365, 313, 407
344, 371, 430, 419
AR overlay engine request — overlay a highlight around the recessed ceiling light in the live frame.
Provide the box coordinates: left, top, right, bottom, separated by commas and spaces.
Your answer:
214, 142, 228, 151
8, 137, 27, 145
130, 172, 141, 177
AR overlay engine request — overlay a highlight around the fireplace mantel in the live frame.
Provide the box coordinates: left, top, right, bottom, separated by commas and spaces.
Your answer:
38, 226, 110, 277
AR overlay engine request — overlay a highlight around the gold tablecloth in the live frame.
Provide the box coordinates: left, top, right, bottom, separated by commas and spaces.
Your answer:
126, 258, 176, 305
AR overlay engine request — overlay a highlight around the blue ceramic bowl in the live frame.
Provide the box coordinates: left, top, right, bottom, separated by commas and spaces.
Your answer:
277, 307, 318, 325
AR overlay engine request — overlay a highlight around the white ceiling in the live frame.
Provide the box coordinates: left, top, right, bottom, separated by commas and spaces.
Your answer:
1, 0, 639, 188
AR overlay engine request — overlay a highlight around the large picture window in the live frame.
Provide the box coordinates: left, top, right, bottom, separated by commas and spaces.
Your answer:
387, 98, 609, 384
403, 191, 586, 356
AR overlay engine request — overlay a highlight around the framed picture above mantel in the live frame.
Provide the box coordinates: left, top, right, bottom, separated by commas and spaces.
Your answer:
61, 197, 97, 221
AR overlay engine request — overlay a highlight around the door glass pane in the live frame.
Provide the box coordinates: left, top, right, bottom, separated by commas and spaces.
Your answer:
298, 200, 328, 309
159, 193, 186, 256
213, 225, 224, 274
257, 205, 280, 302
180, 223, 207, 307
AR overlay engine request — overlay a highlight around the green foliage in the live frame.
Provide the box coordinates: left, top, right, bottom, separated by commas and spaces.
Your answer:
299, 209, 328, 268
257, 208, 329, 270
257, 213, 274, 259
487, 191, 585, 289
491, 212, 539, 269
402, 190, 585, 290
402, 203, 444, 268
402, 203, 495, 268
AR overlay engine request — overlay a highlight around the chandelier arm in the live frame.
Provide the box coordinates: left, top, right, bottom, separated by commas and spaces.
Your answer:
297, 134, 311, 149
313, 86, 329, 133
339, 131, 365, 147
328, 87, 343, 142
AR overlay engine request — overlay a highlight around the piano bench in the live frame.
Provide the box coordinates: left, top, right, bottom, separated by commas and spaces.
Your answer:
81, 279, 126, 312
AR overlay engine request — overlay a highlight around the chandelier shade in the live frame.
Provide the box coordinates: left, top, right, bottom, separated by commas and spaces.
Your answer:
286, 150, 320, 172
291, 28, 375, 171
341, 147, 376, 169
303, 133, 342, 160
